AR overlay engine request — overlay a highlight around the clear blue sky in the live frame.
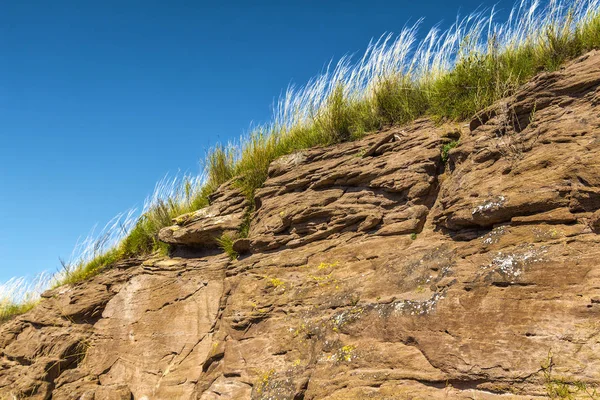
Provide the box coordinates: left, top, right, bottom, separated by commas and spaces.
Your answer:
0, 0, 514, 283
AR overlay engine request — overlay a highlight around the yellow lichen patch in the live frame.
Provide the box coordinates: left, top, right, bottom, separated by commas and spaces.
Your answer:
255, 369, 276, 395
299, 260, 340, 270
339, 345, 356, 362
307, 273, 339, 288
265, 276, 286, 290
270, 278, 285, 287
317, 261, 339, 270
548, 228, 561, 238
308, 273, 331, 282
293, 322, 308, 338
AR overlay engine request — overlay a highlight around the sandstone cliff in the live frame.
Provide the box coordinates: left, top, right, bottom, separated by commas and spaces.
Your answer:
2, 51, 600, 400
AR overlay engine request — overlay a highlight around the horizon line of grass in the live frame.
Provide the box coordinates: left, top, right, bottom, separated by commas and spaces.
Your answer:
2, 0, 600, 322
0, 274, 53, 322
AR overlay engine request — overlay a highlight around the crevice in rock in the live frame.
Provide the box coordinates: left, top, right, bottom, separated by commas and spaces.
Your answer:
170, 246, 223, 259
491, 281, 536, 287
202, 351, 224, 373
143, 283, 207, 314
417, 378, 519, 394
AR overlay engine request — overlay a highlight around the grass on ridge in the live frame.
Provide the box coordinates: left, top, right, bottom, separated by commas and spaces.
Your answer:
3, 0, 600, 322
39, 0, 600, 285
0, 301, 37, 323
0, 275, 51, 322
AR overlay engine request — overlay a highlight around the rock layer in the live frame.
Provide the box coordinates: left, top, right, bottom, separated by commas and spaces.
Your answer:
158, 182, 249, 249
2, 51, 600, 399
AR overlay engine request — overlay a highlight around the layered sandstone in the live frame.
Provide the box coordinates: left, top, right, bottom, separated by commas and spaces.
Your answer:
2, 51, 600, 399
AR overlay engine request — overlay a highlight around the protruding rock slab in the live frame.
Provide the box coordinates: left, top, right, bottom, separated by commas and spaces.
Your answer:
159, 181, 248, 248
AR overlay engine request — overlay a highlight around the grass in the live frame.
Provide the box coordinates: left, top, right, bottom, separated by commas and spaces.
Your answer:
212, 0, 600, 199
2, 0, 600, 322
542, 351, 600, 399
441, 140, 459, 164
0, 301, 37, 323
216, 233, 238, 260
0, 274, 51, 322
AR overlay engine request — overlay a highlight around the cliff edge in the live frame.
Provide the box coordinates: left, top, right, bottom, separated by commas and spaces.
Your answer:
2, 51, 600, 400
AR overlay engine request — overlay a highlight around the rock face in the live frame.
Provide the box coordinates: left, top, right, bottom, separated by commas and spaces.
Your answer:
2, 51, 600, 399
158, 182, 249, 248
248, 123, 450, 252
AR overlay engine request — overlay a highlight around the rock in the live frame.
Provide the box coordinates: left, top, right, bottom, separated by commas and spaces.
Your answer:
159, 180, 249, 248
3, 51, 600, 399
511, 207, 578, 225
94, 385, 133, 400
232, 238, 251, 253
432, 51, 600, 231
249, 119, 452, 252
590, 209, 600, 233
268, 152, 307, 178
159, 210, 245, 247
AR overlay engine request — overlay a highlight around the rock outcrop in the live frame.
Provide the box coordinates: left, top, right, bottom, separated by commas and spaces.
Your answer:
159, 182, 249, 249
2, 51, 600, 399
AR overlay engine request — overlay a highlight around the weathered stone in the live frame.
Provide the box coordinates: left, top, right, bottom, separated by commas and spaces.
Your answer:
433, 51, 600, 232
590, 209, 600, 233
3, 51, 600, 400
159, 180, 248, 248
232, 237, 251, 253
248, 119, 452, 252
159, 210, 245, 247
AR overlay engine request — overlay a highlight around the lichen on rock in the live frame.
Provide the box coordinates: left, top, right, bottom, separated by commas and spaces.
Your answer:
3, 51, 600, 399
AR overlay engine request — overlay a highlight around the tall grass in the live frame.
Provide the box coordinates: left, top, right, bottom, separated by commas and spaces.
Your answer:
2, 0, 599, 321
0, 273, 54, 322
59, 173, 207, 286
218, 0, 600, 197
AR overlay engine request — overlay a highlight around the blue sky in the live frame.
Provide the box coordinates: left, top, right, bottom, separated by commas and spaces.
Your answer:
0, 0, 515, 283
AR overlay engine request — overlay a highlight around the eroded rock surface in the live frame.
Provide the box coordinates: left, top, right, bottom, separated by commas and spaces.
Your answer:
249, 119, 452, 252
158, 182, 249, 248
2, 51, 600, 399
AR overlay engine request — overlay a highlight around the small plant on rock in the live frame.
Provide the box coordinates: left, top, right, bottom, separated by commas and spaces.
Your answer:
541, 351, 600, 399
216, 233, 238, 260
441, 140, 459, 164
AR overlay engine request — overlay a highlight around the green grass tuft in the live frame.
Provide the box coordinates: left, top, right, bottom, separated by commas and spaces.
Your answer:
373, 74, 428, 126
216, 233, 239, 260
441, 140, 459, 164
0, 301, 37, 323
